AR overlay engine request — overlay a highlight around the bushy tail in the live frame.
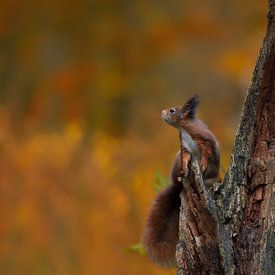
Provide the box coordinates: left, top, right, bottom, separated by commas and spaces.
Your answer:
142, 184, 182, 268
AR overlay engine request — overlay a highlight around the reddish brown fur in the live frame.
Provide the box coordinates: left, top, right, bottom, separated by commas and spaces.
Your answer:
179, 118, 220, 180
142, 95, 220, 268
142, 184, 181, 268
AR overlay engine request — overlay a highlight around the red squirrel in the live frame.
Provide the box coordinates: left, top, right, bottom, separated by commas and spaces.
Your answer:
142, 95, 220, 268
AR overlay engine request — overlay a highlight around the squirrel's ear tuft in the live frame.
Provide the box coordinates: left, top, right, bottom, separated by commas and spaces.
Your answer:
181, 94, 200, 118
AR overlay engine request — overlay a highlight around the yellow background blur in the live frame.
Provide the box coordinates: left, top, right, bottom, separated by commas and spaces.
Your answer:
0, 0, 266, 274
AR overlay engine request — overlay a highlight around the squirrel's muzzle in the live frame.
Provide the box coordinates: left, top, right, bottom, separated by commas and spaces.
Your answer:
161, 110, 168, 122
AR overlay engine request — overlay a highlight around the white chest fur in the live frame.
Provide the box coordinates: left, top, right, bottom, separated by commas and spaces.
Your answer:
179, 128, 200, 161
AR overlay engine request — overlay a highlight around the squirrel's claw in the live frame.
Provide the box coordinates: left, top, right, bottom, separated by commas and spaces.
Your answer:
200, 159, 208, 174
179, 169, 188, 181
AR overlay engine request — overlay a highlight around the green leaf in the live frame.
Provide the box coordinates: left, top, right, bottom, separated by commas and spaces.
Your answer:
153, 171, 169, 192
127, 243, 145, 255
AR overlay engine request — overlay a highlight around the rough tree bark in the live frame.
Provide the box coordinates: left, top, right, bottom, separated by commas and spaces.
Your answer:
176, 1, 275, 274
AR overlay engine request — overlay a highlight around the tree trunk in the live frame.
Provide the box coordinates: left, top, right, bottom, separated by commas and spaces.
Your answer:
176, 1, 275, 274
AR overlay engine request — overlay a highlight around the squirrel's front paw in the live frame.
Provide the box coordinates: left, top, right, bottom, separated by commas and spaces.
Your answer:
200, 159, 208, 173
177, 169, 188, 182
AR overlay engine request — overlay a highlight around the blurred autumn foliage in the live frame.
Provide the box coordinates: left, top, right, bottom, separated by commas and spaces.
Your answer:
0, 0, 266, 274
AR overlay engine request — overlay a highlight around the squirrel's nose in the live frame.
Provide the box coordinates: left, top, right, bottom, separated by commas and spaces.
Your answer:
161, 110, 168, 121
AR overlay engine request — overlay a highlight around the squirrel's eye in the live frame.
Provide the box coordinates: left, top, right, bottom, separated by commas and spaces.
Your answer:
169, 108, 176, 114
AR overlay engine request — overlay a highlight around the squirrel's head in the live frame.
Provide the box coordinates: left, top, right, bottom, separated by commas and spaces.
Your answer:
161, 95, 199, 128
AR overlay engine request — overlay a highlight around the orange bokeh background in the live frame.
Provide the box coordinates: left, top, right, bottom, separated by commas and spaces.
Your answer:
0, 0, 266, 274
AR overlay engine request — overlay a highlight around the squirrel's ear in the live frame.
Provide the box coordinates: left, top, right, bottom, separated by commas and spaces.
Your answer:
181, 94, 199, 118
